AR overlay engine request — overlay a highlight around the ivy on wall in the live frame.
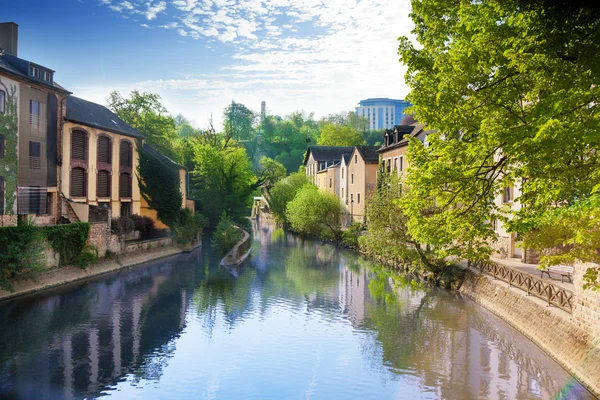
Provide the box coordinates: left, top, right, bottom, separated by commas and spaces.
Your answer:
0, 79, 18, 214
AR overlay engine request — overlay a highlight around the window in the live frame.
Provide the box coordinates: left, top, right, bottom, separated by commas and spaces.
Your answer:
342, 188, 344, 198
71, 130, 87, 161
341, 168, 344, 179
97, 170, 111, 198
71, 167, 86, 197
0, 176, 4, 214
120, 141, 132, 168
97, 136, 111, 164
29, 65, 39, 78
354, 155, 357, 164
351, 174, 354, 184
0, 90, 5, 114
120, 202, 131, 217
357, 193, 361, 204
0, 134, 4, 158
119, 172, 132, 198
29, 186, 42, 214
329, 177, 332, 188
399, 156, 404, 172
393, 158, 398, 171
41, 70, 51, 82
492, 219, 498, 231
504, 186, 512, 203
29, 100, 40, 126
29, 141, 41, 169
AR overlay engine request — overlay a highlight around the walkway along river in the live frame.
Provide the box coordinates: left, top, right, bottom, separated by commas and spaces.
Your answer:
0, 220, 596, 399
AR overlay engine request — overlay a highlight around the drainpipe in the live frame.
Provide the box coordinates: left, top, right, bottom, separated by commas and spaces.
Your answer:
57, 95, 67, 222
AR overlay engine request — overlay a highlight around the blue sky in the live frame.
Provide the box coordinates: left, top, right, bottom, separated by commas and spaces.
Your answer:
4, 0, 414, 129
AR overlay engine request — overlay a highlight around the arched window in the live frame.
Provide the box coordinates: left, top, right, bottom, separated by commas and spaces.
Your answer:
71, 130, 87, 161
97, 170, 111, 198
120, 141, 132, 168
71, 167, 86, 197
97, 135, 111, 164
119, 172, 131, 198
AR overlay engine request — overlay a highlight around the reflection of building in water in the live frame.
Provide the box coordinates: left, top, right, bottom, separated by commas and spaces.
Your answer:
0, 254, 196, 399
338, 266, 370, 325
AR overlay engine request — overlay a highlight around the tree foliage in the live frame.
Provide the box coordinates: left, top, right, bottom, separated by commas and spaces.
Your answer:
265, 172, 308, 225
317, 123, 365, 147
258, 156, 287, 191
223, 101, 256, 142
398, 1, 600, 269
108, 90, 178, 159
137, 144, 183, 228
286, 184, 344, 241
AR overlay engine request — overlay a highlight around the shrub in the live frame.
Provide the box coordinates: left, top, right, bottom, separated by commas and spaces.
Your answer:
342, 222, 364, 249
286, 184, 344, 241
130, 214, 156, 239
44, 222, 95, 268
111, 215, 135, 238
173, 208, 208, 244
211, 213, 242, 255
266, 172, 308, 225
0, 218, 45, 291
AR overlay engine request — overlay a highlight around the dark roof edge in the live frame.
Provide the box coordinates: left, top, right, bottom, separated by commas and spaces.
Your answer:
65, 117, 143, 139
0, 68, 71, 94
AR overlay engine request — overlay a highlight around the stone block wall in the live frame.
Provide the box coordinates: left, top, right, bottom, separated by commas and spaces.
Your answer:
87, 221, 112, 258
572, 262, 600, 342
123, 237, 172, 254
0, 215, 17, 227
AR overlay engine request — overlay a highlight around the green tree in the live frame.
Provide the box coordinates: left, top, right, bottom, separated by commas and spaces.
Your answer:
286, 184, 344, 241
223, 101, 256, 142
174, 114, 198, 138
258, 156, 287, 191
317, 123, 365, 146
107, 90, 178, 159
398, 1, 600, 267
265, 172, 308, 225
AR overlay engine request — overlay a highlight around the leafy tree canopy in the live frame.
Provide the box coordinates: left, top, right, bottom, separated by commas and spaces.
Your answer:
398, 0, 600, 268
317, 123, 365, 146
286, 184, 344, 241
107, 90, 178, 160
258, 156, 287, 191
224, 101, 256, 142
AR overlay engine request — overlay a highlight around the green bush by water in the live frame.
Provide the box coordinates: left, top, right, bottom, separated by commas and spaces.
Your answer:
211, 213, 242, 255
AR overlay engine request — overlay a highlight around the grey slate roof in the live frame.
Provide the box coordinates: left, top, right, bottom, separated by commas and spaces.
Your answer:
303, 146, 355, 165
355, 146, 380, 163
65, 96, 143, 139
143, 144, 184, 170
0, 51, 69, 93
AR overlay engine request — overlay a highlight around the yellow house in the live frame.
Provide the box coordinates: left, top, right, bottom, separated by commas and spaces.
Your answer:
139, 144, 190, 229
346, 146, 379, 222
62, 96, 142, 219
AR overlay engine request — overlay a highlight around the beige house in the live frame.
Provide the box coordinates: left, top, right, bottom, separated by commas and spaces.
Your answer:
346, 146, 379, 222
304, 145, 354, 185
62, 96, 142, 219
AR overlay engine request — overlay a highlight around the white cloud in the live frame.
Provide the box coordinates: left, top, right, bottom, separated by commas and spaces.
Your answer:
91, 0, 415, 129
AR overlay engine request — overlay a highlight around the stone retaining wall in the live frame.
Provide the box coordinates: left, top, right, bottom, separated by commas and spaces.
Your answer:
123, 237, 172, 254
573, 262, 600, 342
220, 227, 251, 267
460, 270, 600, 397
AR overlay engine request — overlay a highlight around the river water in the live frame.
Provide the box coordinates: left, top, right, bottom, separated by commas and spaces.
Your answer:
0, 220, 595, 399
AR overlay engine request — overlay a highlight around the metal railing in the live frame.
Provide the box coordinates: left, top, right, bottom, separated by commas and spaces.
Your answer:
475, 260, 574, 314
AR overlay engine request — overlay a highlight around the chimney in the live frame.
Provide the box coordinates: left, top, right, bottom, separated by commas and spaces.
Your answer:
0, 22, 18, 56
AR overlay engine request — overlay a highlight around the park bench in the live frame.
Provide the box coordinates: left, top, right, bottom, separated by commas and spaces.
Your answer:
540, 265, 574, 283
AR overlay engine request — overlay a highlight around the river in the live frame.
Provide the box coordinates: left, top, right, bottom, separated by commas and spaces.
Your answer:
0, 220, 595, 399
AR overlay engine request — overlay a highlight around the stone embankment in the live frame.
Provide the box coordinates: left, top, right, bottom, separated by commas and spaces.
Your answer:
0, 245, 183, 302
220, 227, 251, 267
460, 267, 600, 397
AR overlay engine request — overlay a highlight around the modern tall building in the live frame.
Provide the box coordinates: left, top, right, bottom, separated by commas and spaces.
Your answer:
355, 98, 412, 130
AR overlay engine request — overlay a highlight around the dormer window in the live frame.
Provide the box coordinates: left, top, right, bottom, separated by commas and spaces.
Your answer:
41, 70, 52, 83
29, 65, 39, 78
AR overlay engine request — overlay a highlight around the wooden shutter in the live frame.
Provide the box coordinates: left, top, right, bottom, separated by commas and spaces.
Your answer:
71, 168, 86, 197
119, 173, 131, 198
120, 141, 132, 167
72, 131, 86, 161
97, 170, 110, 198
0, 176, 4, 214
97, 136, 111, 164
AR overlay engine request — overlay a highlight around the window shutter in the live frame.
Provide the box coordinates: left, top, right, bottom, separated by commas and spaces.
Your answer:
119, 173, 131, 198
71, 168, 86, 197
97, 170, 110, 198
97, 136, 111, 164
72, 131, 86, 161
0, 176, 4, 214
29, 141, 41, 169
120, 141, 132, 167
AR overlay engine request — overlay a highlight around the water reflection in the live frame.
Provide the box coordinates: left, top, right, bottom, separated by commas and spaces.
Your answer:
0, 220, 594, 399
